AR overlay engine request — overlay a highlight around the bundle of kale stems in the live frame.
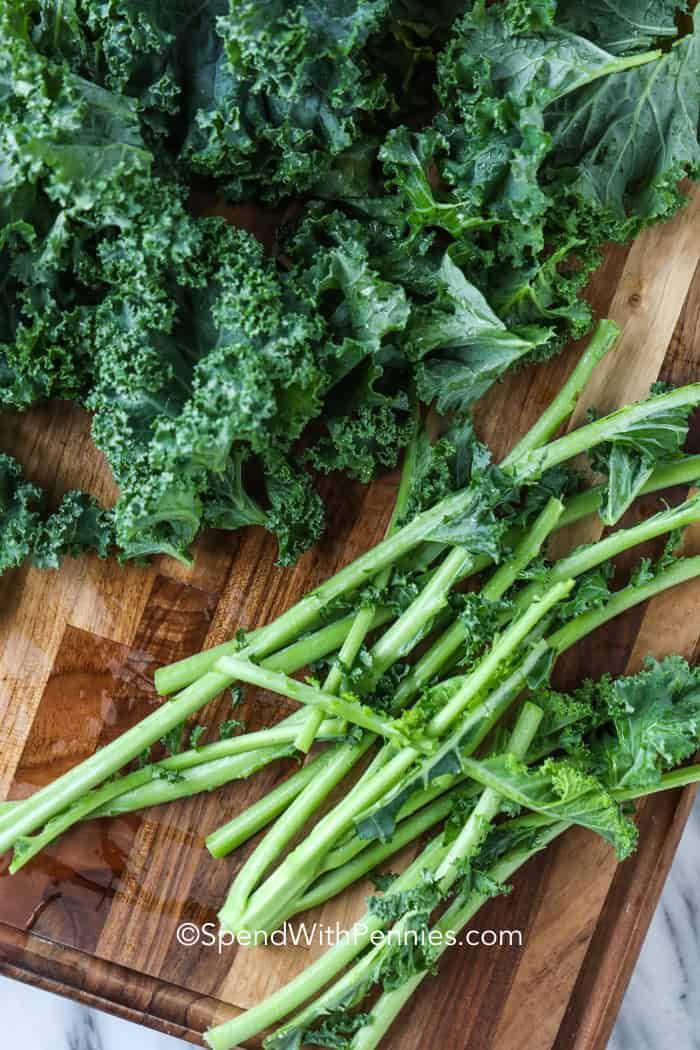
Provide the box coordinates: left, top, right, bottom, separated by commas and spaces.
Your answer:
4, 2, 700, 1049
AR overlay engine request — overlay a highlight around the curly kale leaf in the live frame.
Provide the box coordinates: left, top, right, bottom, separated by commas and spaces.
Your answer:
87, 202, 328, 563
0, 4, 154, 410
286, 209, 414, 482
526, 683, 600, 760
460, 752, 638, 858
456, 592, 514, 666
203, 449, 268, 531
0, 453, 42, 574
400, 417, 484, 521
31, 492, 114, 569
0, 453, 113, 575
379, 126, 497, 240
556, 563, 614, 622
182, 0, 394, 202
303, 1013, 374, 1050
427, 5, 700, 350
221, 0, 389, 101
589, 655, 700, 792
263, 453, 325, 566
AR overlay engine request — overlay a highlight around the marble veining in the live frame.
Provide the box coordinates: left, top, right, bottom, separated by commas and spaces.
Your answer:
1, 794, 699, 1049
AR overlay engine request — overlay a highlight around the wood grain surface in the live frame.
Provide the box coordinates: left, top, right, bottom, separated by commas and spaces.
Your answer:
1, 187, 700, 1049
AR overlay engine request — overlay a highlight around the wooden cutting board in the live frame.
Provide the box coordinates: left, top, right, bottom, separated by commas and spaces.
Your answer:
2, 188, 700, 1050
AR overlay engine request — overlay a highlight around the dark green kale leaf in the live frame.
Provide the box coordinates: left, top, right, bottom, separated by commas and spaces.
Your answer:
0, 453, 41, 574
409, 255, 550, 411
428, 5, 700, 353
0, 3, 153, 411
556, 0, 683, 56
545, 15, 700, 241
0, 453, 113, 575
286, 208, 414, 482
183, 0, 394, 202
455, 592, 514, 666
263, 452, 326, 566
398, 416, 486, 522
379, 126, 497, 239
31, 492, 114, 569
203, 449, 268, 532
303, 1012, 374, 1050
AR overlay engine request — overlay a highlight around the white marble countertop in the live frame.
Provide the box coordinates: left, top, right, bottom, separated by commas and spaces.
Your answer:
2, 793, 698, 1050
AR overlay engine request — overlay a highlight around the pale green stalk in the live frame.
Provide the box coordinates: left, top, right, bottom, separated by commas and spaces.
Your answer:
514, 384, 700, 481
393, 496, 564, 706
351, 760, 700, 1049
204, 838, 449, 1050
229, 585, 568, 936
348, 822, 567, 1050
206, 750, 336, 857
247, 704, 542, 1050
513, 493, 700, 613
548, 556, 700, 654
294, 418, 420, 752
213, 656, 429, 750
10, 746, 292, 873
427, 581, 573, 737
502, 319, 619, 464
217, 734, 376, 930
155, 450, 700, 694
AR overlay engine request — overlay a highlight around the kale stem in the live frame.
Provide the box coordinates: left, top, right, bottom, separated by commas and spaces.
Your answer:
502, 320, 619, 465
613, 764, 700, 802
204, 838, 449, 1050
514, 493, 700, 612
217, 735, 376, 930
548, 556, 700, 653
434, 702, 543, 886
348, 822, 568, 1050
353, 638, 551, 845
256, 705, 543, 1050
155, 606, 394, 695
427, 580, 573, 737
214, 655, 426, 749
393, 496, 564, 705
294, 417, 420, 752
222, 746, 421, 935
231, 588, 566, 936
161, 384, 700, 698
365, 545, 474, 683
514, 384, 700, 480
9, 746, 293, 873
290, 787, 472, 917
205, 750, 336, 858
